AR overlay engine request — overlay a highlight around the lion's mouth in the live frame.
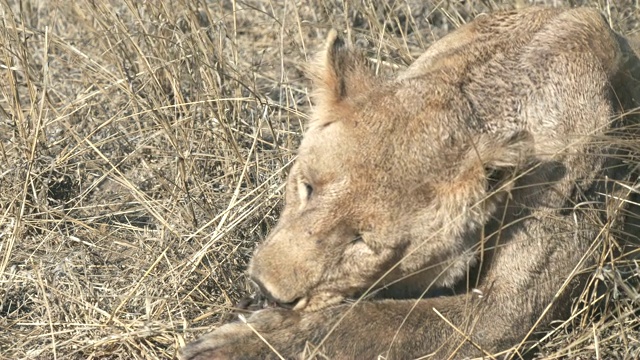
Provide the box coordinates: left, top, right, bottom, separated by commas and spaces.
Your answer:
298, 292, 346, 312
235, 294, 307, 312
235, 292, 346, 313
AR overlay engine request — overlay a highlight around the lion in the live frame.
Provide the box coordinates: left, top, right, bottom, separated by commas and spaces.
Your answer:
179, 6, 640, 359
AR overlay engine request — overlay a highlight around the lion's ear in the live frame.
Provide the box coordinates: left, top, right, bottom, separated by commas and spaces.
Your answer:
473, 130, 534, 193
309, 30, 375, 107
443, 131, 533, 202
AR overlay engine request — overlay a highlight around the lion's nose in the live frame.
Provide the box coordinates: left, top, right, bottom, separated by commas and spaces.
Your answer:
251, 276, 300, 310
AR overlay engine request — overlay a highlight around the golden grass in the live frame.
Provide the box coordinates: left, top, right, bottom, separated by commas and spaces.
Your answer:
0, 0, 638, 359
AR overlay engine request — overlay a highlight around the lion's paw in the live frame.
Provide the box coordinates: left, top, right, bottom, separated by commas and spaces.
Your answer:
178, 309, 300, 360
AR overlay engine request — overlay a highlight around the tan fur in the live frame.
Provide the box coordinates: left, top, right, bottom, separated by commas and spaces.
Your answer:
179, 7, 640, 359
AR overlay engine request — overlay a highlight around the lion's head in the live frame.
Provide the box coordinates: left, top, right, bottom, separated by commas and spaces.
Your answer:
248, 31, 532, 312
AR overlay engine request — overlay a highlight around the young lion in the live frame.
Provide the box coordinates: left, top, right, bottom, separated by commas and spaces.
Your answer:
180, 6, 640, 359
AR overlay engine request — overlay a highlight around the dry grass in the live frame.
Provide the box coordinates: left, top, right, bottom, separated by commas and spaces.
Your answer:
0, 0, 639, 359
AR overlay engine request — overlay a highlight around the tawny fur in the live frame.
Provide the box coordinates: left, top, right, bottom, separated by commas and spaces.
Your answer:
179, 7, 640, 359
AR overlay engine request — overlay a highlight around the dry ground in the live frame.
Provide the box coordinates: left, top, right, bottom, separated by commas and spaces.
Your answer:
1, 0, 639, 359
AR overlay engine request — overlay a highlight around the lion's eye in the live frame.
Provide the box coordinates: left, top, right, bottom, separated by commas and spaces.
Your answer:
298, 181, 313, 203
304, 183, 313, 199
351, 234, 364, 245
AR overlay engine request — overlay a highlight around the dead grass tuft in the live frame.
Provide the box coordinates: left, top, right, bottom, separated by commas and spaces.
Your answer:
0, 0, 639, 359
